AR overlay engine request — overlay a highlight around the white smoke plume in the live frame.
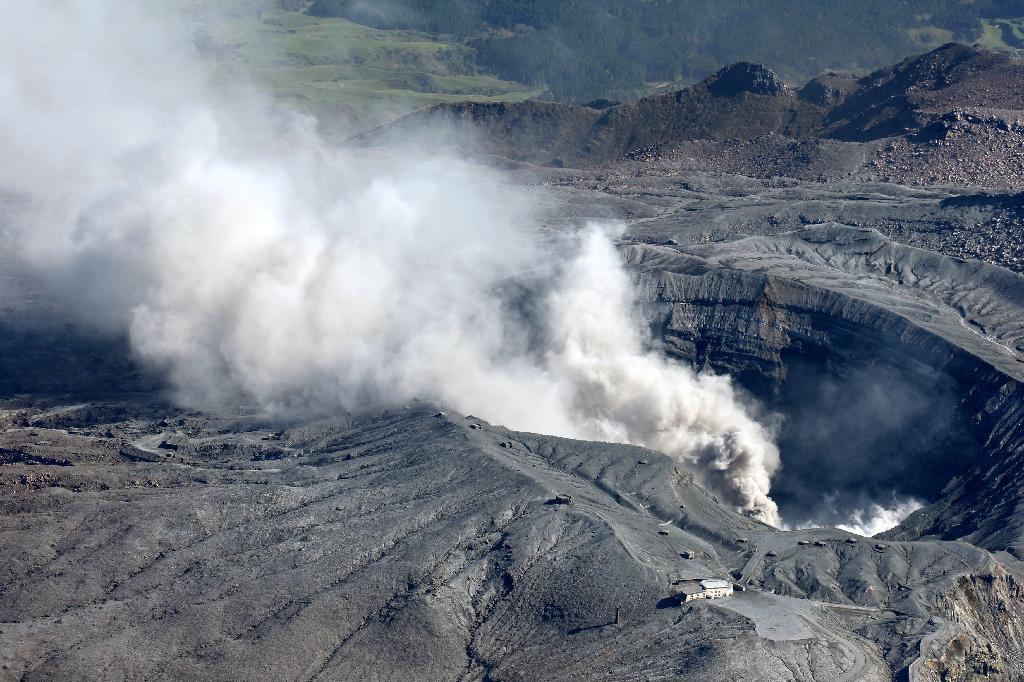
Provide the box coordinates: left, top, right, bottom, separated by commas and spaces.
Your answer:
545, 231, 780, 522
837, 499, 923, 537
0, 1, 780, 524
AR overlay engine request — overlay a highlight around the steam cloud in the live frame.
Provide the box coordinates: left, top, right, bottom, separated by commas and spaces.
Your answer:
787, 494, 923, 536
0, 1, 780, 524
837, 499, 923, 537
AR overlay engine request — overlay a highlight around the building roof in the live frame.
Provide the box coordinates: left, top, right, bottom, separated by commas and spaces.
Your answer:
700, 579, 732, 590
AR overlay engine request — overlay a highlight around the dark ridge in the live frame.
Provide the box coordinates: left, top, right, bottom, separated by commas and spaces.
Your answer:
354, 43, 1024, 168
584, 98, 622, 110
797, 73, 859, 106
704, 62, 790, 98
822, 42, 1024, 140
354, 59, 822, 164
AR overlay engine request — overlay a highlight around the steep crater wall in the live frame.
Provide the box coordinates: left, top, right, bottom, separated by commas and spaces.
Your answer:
623, 233, 1024, 554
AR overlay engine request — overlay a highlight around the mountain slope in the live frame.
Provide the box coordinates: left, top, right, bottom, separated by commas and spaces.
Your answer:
353, 60, 827, 165
309, 0, 1024, 102
356, 44, 1024, 191
2, 404, 1022, 679
822, 43, 1024, 140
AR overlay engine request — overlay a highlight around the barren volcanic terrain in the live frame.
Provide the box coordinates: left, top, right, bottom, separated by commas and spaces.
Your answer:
4, 43, 1024, 682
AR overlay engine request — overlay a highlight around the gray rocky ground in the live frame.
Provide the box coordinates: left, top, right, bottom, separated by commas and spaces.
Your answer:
5, 164, 1024, 679
4, 43, 1024, 682
1, 403, 1021, 680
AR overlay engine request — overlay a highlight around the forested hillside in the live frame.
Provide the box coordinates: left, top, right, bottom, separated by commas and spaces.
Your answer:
308, 0, 1024, 101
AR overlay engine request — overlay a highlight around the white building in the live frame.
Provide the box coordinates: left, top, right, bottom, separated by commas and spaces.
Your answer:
676, 578, 734, 602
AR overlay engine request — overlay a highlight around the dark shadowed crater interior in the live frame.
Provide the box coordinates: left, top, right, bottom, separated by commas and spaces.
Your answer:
768, 356, 977, 527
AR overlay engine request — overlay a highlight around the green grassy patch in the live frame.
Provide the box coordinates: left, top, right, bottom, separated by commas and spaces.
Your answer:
185, 4, 540, 136
906, 26, 955, 50
977, 19, 1024, 55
